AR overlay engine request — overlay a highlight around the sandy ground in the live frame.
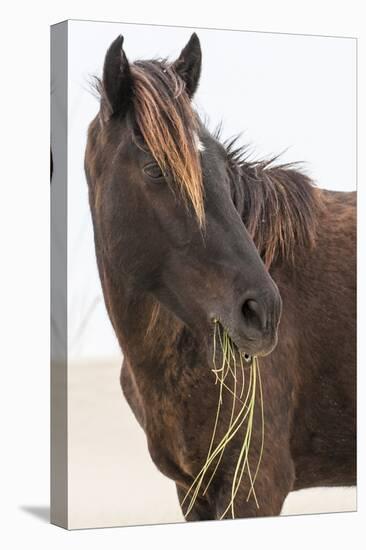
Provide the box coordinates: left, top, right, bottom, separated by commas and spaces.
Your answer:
68, 358, 356, 529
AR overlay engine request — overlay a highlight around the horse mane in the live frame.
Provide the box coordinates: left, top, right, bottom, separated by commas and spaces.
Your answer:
96, 59, 205, 225
224, 136, 322, 268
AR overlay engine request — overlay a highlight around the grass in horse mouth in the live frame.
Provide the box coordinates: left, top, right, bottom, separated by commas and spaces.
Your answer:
181, 320, 265, 519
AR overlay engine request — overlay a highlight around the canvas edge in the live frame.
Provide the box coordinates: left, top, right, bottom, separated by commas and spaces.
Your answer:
50, 20, 69, 530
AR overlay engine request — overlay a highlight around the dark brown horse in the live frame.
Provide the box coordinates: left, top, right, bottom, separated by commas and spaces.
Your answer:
84, 33, 356, 521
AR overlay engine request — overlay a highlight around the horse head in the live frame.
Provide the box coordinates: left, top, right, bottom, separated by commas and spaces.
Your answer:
85, 34, 282, 358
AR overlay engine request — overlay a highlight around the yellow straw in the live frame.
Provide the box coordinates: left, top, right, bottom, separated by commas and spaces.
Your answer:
182, 325, 264, 519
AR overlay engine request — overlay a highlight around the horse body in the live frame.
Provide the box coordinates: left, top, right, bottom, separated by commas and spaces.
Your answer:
284, 189, 356, 491
85, 34, 356, 521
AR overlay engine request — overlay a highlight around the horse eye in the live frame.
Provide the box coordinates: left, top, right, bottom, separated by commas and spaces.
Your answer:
143, 162, 165, 180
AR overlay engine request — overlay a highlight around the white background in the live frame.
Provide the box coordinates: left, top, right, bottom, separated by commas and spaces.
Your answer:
0, 1, 365, 549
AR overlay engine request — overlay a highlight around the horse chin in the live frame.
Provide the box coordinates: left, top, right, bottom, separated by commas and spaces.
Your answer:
234, 332, 278, 359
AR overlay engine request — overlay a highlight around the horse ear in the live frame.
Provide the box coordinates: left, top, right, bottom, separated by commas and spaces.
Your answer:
102, 35, 133, 118
173, 33, 202, 98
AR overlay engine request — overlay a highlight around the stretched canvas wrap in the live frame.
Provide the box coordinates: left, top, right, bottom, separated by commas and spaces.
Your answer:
51, 20, 357, 530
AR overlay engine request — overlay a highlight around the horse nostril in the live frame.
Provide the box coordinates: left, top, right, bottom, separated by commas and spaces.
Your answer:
241, 298, 267, 333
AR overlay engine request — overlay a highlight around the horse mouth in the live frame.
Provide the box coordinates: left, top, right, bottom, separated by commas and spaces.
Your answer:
212, 318, 253, 363
211, 317, 276, 360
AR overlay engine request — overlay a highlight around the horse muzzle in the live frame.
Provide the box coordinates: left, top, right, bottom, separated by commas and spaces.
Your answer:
212, 286, 282, 358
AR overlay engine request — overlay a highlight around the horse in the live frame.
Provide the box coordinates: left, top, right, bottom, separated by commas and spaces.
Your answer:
84, 33, 356, 521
